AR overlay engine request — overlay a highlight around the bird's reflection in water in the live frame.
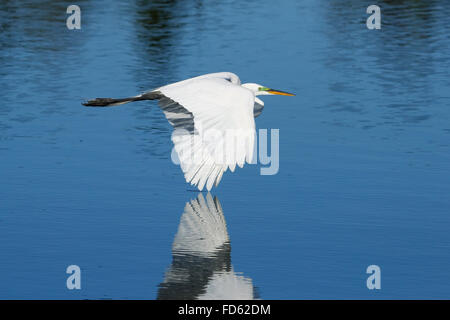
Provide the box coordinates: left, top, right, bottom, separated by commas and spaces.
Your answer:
157, 193, 256, 300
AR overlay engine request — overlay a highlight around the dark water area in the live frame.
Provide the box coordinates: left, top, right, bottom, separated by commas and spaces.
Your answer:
0, 0, 449, 298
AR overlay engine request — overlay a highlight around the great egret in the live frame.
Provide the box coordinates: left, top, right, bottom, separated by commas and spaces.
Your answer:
83, 72, 294, 191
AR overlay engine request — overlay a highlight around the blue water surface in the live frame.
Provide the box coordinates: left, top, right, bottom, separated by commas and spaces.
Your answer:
0, 0, 449, 299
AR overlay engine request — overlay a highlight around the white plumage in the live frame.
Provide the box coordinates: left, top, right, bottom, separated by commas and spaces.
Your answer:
83, 72, 294, 191
157, 73, 256, 191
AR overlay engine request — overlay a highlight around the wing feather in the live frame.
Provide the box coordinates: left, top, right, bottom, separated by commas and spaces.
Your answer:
157, 75, 256, 190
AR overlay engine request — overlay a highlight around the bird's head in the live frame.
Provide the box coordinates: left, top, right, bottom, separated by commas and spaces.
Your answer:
242, 83, 295, 96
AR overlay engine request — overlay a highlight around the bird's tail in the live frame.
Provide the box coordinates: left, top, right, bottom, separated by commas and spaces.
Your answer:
82, 91, 161, 107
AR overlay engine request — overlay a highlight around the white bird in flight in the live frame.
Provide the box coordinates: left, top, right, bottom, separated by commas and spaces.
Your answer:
83, 72, 294, 191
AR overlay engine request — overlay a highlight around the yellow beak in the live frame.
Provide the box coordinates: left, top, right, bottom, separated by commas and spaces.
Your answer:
267, 89, 295, 96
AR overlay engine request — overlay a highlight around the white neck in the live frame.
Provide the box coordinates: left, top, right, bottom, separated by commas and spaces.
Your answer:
241, 83, 269, 96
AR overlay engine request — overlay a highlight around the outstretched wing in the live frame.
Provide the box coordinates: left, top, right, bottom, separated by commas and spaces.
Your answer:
253, 97, 265, 118
156, 75, 256, 191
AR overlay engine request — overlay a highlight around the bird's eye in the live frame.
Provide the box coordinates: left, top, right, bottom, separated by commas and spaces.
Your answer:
258, 86, 269, 91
